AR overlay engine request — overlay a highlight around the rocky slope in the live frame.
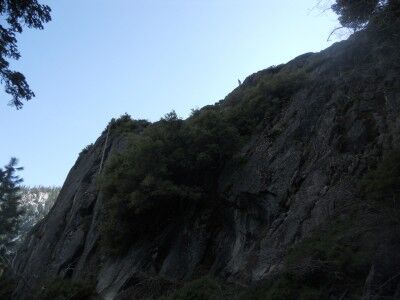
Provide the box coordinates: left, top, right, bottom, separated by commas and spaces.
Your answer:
12, 29, 400, 299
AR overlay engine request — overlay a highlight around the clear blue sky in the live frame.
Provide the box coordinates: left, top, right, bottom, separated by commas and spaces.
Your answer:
0, 0, 339, 187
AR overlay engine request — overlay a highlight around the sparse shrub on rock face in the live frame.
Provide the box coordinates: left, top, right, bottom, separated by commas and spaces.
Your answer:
79, 143, 94, 156
360, 150, 400, 205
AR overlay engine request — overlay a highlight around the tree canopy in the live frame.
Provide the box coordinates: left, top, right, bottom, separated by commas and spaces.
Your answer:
0, 158, 23, 254
331, 0, 400, 31
99, 67, 308, 254
0, 0, 51, 109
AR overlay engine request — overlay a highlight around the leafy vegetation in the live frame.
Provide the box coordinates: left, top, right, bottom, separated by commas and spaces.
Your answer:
359, 150, 400, 229
331, 0, 400, 31
240, 216, 373, 300
99, 68, 308, 254
99, 111, 241, 253
0, 159, 23, 300
161, 277, 222, 300
0, 268, 16, 300
360, 150, 400, 205
79, 143, 94, 156
32, 279, 96, 300
224, 68, 307, 136
162, 277, 241, 300
108, 113, 151, 136
0, 158, 23, 254
0, 0, 52, 108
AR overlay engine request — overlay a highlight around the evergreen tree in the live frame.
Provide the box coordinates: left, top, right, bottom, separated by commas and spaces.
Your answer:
0, 0, 51, 108
0, 158, 23, 255
331, 0, 400, 31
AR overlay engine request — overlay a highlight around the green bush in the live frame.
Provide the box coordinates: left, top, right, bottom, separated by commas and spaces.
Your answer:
162, 277, 224, 300
79, 143, 93, 156
359, 150, 400, 229
99, 67, 309, 254
32, 279, 96, 300
260, 69, 307, 99
108, 113, 150, 136
240, 220, 371, 300
0, 269, 16, 300
225, 69, 307, 136
360, 150, 400, 204
99, 110, 241, 253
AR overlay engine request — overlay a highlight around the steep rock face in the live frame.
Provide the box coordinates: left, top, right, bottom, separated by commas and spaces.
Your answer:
13, 31, 400, 299
13, 133, 127, 298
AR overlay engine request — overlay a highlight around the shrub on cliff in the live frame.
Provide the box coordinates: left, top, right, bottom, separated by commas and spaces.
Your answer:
108, 113, 150, 136
32, 279, 96, 300
240, 213, 373, 299
0, 268, 16, 300
225, 69, 307, 136
162, 277, 226, 300
99, 67, 308, 254
99, 110, 240, 253
360, 150, 400, 205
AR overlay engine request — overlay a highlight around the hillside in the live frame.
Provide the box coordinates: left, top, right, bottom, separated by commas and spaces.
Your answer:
10, 24, 400, 300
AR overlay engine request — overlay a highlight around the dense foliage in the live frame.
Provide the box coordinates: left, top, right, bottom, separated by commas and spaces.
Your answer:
0, 0, 51, 108
162, 277, 227, 300
0, 268, 16, 300
99, 69, 308, 253
32, 279, 96, 300
0, 158, 23, 300
360, 150, 400, 204
0, 158, 23, 254
100, 111, 241, 252
332, 0, 400, 31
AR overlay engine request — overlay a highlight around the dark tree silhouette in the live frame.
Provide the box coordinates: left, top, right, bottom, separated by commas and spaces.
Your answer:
331, 0, 400, 31
0, 0, 51, 109
0, 159, 26, 297
0, 158, 23, 254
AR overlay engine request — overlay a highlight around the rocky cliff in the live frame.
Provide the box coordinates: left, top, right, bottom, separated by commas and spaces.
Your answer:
12, 28, 400, 299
